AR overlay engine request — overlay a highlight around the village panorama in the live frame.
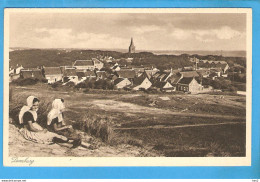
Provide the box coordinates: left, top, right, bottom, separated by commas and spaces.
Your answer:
8, 37, 246, 158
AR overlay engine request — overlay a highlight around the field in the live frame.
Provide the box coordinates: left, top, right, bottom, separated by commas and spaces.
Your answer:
9, 83, 246, 157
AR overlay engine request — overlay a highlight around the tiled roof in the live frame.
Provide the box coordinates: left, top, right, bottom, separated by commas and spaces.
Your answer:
116, 70, 136, 79
178, 77, 194, 85
63, 68, 77, 77
44, 67, 62, 75
196, 69, 210, 76
180, 71, 199, 78
144, 70, 158, 79
74, 60, 94, 66
20, 70, 44, 79
168, 74, 182, 84
133, 76, 147, 86
85, 70, 96, 77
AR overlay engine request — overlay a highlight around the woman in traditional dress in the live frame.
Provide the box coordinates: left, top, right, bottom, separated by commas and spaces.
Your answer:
18, 96, 65, 144
47, 99, 90, 148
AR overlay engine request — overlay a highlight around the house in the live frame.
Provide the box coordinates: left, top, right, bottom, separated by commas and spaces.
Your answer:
9, 64, 24, 82
76, 70, 96, 82
114, 78, 132, 89
92, 58, 104, 70
176, 77, 202, 93
180, 71, 200, 78
217, 63, 229, 73
210, 68, 222, 77
9, 74, 20, 82
132, 76, 152, 90
152, 69, 179, 83
152, 81, 175, 92
43, 67, 63, 83
167, 73, 182, 86
126, 57, 133, 64
62, 68, 78, 83
111, 63, 121, 71
76, 71, 86, 82
196, 69, 210, 78
132, 66, 145, 77
197, 60, 229, 73
183, 66, 195, 71
20, 69, 44, 80
143, 69, 159, 79
9, 64, 23, 75
96, 71, 108, 80
73, 60, 95, 71
115, 69, 136, 81
107, 74, 118, 81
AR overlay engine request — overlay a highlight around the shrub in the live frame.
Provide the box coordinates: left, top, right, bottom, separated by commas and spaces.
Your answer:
12, 78, 39, 86
51, 81, 62, 88
78, 113, 114, 143
65, 81, 75, 87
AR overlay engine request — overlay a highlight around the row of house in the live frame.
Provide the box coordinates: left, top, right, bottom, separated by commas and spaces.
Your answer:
10, 58, 216, 93
189, 58, 230, 75
111, 68, 207, 93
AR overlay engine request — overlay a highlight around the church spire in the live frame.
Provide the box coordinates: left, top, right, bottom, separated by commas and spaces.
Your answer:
128, 37, 135, 54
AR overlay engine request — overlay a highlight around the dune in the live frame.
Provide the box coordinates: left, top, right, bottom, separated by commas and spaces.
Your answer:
8, 124, 156, 157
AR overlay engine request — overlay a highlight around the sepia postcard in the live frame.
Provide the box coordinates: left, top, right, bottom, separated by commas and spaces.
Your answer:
3, 8, 252, 166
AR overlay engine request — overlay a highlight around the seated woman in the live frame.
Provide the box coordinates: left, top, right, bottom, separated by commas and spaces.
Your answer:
18, 96, 65, 144
47, 99, 91, 148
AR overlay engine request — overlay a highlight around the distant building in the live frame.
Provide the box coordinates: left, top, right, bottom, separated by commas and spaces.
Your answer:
9, 64, 24, 82
76, 70, 96, 82
73, 59, 103, 71
128, 37, 135, 53
43, 67, 63, 83
20, 68, 44, 80
180, 71, 200, 78
132, 76, 152, 90
115, 69, 136, 81
152, 81, 175, 92
10, 64, 23, 75
62, 68, 78, 83
96, 71, 108, 80
92, 58, 104, 70
114, 78, 131, 89
73, 60, 95, 71
176, 77, 202, 93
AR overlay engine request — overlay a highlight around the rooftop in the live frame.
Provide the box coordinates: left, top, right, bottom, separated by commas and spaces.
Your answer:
44, 67, 62, 75
74, 60, 94, 66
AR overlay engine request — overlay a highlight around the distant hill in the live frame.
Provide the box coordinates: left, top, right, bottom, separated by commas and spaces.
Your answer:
9, 49, 246, 70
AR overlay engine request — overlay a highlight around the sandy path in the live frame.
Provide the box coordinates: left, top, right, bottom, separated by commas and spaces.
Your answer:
86, 99, 245, 120
115, 121, 246, 130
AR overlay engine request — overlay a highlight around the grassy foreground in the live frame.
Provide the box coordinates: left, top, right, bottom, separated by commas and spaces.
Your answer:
9, 83, 246, 157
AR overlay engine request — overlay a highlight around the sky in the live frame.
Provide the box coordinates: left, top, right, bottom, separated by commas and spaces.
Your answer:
9, 12, 247, 51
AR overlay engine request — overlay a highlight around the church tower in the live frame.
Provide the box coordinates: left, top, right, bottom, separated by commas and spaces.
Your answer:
128, 37, 135, 53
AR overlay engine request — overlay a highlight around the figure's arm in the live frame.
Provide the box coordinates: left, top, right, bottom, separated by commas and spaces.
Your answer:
53, 122, 71, 132
27, 121, 44, 132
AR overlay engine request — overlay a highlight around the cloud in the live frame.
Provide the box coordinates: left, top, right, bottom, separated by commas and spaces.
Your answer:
170, 26, 243, 42
30, 28, 128, 49
131, 25, 161, 34
212, 26, 241, 40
